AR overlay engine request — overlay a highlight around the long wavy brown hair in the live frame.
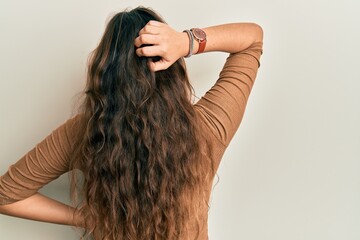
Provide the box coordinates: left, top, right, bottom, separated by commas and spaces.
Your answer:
69, 6, 213, 240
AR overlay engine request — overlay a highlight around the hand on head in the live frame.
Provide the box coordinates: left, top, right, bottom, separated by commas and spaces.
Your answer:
134, 20, 187, 72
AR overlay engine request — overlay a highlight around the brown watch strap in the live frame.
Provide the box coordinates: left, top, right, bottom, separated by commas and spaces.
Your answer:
197, 39, 207, 54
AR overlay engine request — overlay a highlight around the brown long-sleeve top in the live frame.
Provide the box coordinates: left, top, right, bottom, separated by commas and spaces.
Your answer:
0, 42, 263, 239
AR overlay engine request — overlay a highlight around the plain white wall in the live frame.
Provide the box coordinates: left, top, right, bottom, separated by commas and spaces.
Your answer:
1, 0, 359, 239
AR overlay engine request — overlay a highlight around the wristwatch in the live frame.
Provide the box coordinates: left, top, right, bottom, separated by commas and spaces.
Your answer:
190, 28, 207, 54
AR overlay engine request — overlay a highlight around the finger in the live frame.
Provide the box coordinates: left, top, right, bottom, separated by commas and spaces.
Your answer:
139, 24, 161, 36
148, 59, 171, 72
136, 45, 163, 57
138, 20, 166, 34
148, 20, 164, 27
134, 34, 160, 48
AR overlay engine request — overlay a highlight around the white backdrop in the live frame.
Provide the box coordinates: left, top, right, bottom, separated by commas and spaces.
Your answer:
1, 0, 359, 239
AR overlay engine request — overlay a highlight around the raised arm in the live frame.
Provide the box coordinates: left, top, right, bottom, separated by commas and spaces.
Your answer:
134, 21, 263, 71
135, 21, 263, 151
198, 23, 262, 53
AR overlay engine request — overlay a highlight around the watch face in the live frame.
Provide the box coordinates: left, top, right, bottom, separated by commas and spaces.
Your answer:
192, 28, 206, 41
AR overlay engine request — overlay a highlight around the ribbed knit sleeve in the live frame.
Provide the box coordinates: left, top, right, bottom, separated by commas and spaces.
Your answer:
0, 115, 82, 205
194, 42, 263, 148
